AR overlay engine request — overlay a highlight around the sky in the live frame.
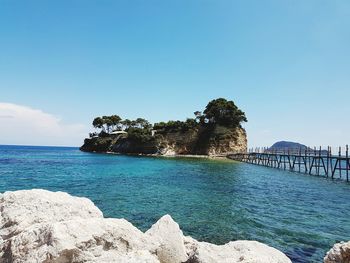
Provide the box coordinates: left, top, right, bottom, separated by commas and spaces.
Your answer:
0, 0, 349, 147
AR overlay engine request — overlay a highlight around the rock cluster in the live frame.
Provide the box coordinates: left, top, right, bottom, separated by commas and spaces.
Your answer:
324, 241, 350, 263
0, 189, 291, 263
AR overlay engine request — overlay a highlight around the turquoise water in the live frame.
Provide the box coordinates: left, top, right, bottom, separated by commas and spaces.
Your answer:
1, 145, 350, 262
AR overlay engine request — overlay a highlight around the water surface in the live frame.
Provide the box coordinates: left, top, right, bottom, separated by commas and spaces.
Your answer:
1, 145, 349, 262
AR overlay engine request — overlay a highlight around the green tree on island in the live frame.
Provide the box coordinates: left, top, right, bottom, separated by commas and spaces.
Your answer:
121, 119, 132, 130
203, 98, 247, 127
134, 118, 152, 130
92, 117, 105, 132
109, 115, 122, 131
92, 115, 122, 133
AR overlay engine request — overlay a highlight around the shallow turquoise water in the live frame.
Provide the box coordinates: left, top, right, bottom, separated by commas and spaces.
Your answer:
1, 145, 350, 262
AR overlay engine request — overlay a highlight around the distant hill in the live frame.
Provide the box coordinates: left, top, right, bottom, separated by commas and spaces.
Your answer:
269, 141, 308, 150
269, 141, 330, 155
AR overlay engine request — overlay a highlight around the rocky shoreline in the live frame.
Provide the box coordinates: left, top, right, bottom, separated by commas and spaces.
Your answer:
1, 189, 347, 263
0, 189, 290, 263
89, 150, 232, 161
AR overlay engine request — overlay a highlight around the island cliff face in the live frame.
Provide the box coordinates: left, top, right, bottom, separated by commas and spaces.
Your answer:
80, 126, 247, 156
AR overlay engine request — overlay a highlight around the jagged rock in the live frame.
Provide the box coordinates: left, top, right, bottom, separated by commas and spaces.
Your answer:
2, 218, 159, 263
0, 189, 291, 263
183, 236, 291, 263
0, 189, 103, 240
324, 241, 350, 263
146, 215, 188, 263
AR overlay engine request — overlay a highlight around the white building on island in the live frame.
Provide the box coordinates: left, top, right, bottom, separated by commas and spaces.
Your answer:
110, 131, 128, 135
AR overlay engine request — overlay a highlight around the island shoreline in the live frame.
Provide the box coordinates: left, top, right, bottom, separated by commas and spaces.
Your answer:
82, 149, 235, 161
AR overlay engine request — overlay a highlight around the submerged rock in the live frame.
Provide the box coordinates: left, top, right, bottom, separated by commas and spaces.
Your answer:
324, 241, 350, 263
0, 189, 291, 263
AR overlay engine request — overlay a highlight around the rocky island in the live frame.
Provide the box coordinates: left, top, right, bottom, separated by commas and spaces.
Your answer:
80, 98, 247, 156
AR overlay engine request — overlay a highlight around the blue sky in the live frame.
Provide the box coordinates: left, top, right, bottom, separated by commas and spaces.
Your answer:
0, 0, 349, 147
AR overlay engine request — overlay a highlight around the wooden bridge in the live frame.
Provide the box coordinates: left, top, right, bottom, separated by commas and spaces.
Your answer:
227, 145, 350, 181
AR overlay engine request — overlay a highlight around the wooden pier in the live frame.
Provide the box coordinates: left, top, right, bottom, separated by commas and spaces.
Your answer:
227, 145, 350, 181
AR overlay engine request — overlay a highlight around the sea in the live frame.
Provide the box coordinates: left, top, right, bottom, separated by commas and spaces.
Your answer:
1, 144, 350, 262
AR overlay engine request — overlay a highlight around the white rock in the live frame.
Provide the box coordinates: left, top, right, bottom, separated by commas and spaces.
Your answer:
0, 189, 103, 239
2, 218, 159, 263
0, 189, 291, 263
184, 237, 291, 263
146, 214, 188, 263
324, 241, 350, 263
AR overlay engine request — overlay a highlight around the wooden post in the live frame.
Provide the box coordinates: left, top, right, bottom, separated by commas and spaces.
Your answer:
318, 146, 321, 176
326, 146, 330, 177
339, 147, 342, 179
304, 148, 308, 173
298, 147, 301, 172
346, 145, 349, 182
330, 146, 333, 178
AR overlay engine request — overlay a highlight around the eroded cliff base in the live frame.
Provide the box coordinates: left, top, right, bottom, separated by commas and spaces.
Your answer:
80, 126, 247, 156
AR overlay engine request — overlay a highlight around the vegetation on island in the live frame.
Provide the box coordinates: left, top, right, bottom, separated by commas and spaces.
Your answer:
90, 117, 153, 142
84, 98, 247, 153
89, 98, 247, 138
153, 98, 247, 133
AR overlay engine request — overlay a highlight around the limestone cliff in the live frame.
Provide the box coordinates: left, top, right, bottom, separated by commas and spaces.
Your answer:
80, 126, 247, 156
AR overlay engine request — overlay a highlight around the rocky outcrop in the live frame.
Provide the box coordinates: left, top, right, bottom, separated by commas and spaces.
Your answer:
145, 215, 188, 263
206, 127, 247, 156
80, 136, 117, 153
154, 127, 247, 156
0, 189, 291, 263
324, 241, 350, 263
81, 126, 247, 156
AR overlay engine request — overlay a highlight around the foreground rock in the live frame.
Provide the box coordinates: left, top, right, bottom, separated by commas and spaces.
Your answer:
0, 189, 291, 263
324, 241, 350, 263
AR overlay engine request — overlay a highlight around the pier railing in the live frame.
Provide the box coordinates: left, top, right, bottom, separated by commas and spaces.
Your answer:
227, 145, 350, 181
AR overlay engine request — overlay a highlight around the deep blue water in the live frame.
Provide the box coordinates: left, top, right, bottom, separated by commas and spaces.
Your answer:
1, 145, 350, 262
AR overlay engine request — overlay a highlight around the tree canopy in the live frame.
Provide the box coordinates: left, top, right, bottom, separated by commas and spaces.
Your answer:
89, 98, 246, 138
92, 115, 153, 136
203, 98, 247, 127
92, 115, 122, 133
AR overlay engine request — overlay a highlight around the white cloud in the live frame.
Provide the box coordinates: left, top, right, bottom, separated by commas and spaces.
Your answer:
0, 103, 88, 146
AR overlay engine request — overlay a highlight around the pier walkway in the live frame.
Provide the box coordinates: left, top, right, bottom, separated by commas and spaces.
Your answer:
227, 146, 350, 181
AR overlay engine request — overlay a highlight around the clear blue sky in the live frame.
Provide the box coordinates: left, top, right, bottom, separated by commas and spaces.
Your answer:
0, 0, 349, 147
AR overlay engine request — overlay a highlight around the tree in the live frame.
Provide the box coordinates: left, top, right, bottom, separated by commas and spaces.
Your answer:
92, 117, 104, 131
203, 98, 247, 127
127, 127, 153, 142
153, 122, 166, 130
194, 111, 201, 119
102, 116, 113, 133
121, 119, 132, 130
185, 118, 197, 127
194, 111, 205, 124
110, 115, 122, 131
134, 118, 152, 130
